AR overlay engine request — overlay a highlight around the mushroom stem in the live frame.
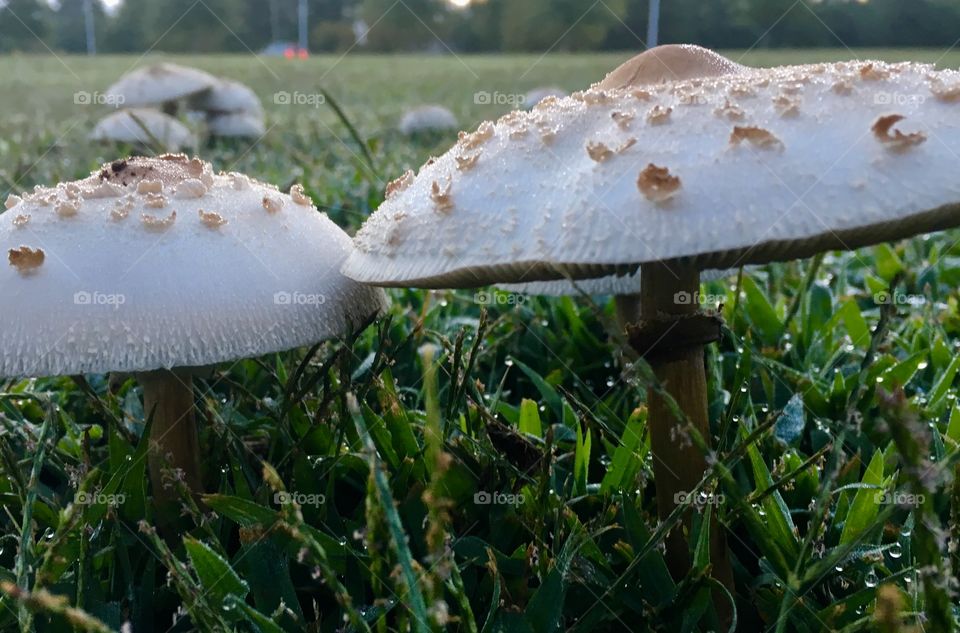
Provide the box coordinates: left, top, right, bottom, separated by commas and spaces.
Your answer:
613, 292, 642, 333
138, 369, 203, 505
633, 262, 734, 606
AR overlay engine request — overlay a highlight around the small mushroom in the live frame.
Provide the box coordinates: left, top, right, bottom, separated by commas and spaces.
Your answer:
398, 105, 458, 135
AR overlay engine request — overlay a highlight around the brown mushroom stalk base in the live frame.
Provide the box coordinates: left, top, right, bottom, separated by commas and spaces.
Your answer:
619, 262, 734, 605
138, 369, 203, 508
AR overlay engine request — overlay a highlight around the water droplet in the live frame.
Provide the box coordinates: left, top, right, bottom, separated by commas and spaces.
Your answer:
865, 569, 878, 587
504, 359, 514, 367
889, 543, 903, 559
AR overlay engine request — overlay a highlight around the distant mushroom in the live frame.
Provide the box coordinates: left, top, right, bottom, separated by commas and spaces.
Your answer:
0, 154, 388, 521
398, 105, 459, 135
191, 77, 264, 117
207, 112, 267, 139
90, 108, 195, 151
189, 77, 267, 140
104, 62, 218, 114
343, 51, 960, 586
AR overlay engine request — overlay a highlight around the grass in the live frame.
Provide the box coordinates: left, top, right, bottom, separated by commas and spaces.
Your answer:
1, 49, 959, 631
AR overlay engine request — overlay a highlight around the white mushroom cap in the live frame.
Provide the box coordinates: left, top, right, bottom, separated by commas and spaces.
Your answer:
105, 63, 218, 108
344, 59, 960, 288
207, 112, 266, 139
524, 87, 567, 110
398, 105, 459, 135
90, 108, 195, 151
193, 78, 264, 116
0, 155, 388, 377
499, 268, 734, 297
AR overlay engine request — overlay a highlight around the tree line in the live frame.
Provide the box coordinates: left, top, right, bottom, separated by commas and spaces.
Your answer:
1, 0, 958, 54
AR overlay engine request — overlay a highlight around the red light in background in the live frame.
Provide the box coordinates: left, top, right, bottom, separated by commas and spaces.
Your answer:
284, 47, 295, 59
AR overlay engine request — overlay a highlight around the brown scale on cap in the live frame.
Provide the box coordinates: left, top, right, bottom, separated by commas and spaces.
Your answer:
611, 111, 635, 129
455, 153, 480, 171
586, 141, 614, 162
647, 105, 672, 125
872, 114, 926, 152
459, 122, 495, 151
730, 126, 785, 151
714, 100, 745, 121
637, 164, 681, 204
262, 195, 283, 214
430, 179, 453, 213
290, 184, 311, 206
931, 82, 960, 103
385, 170, 415, 200
111, 199, 132, 221
141, 210, 177, 231
96, 154, 205, 188
5, 194, 21, 209
198, 209, 227, 228
56, 199, 81, 217
12, 214, 30, 228
773, 95, 801, 118
860, 63, 890, 81
832, 79, 854, 95
8, 246, 44, 274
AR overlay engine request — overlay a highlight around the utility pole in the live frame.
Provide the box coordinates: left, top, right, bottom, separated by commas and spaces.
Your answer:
269, 0, 279, 43
647, 0, 660, 48
298, 0, 308, 52
83, 0, 96, 55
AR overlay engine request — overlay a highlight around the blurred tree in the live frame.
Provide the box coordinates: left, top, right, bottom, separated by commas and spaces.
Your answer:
0, 0, 54, 53
498, 0, 627, 52
52, 0, 107, 53
359, 0, 451, 51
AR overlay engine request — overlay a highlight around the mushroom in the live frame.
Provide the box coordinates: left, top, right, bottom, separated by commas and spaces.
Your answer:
0, 154, 388, 520
90, 108, 195, 151
191, 77, 263, 117
599, 44, 746, 89
524, 87, 567, 109
343, 51, 960, 585
104, 62, 218, 114
206, 112, 267, 139
398, 105, 459, 135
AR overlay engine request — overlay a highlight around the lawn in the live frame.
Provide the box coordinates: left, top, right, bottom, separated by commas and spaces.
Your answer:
0, 49, 958, 631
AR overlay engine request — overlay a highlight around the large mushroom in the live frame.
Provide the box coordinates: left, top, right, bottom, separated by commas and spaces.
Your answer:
342, 50, 960, 587
1, 154, 388, 519
105, 62, 218, 114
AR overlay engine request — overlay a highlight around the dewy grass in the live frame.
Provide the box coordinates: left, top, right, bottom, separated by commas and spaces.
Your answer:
0, 50, 959, 631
